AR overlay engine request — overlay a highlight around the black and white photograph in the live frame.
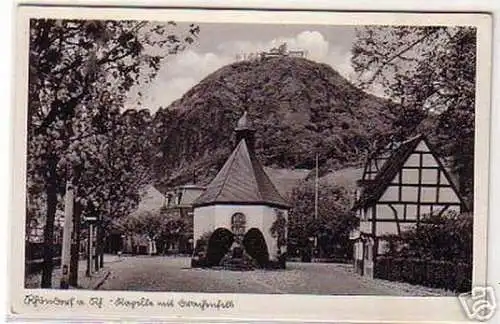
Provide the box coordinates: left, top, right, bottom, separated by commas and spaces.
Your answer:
9, 6, 494, 323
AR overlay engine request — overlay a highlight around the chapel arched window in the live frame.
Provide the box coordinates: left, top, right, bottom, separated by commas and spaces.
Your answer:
231, 212, 246, 236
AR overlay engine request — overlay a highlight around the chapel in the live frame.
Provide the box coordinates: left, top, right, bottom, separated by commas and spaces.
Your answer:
191, 111, 290, 269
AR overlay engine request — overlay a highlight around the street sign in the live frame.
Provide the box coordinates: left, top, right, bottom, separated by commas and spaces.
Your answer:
84, 216, 98, 222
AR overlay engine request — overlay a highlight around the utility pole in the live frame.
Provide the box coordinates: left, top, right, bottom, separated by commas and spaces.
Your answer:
60, 181, 74, 289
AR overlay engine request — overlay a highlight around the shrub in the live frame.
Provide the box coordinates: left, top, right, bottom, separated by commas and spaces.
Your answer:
375, 257, 472, 292
381, 211, 473, 264
376, 211, 473, 292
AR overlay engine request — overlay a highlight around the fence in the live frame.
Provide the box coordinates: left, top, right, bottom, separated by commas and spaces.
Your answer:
374, 257, 472, 293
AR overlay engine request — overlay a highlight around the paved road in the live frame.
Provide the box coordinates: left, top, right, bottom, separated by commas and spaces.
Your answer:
99, 256, 403, 295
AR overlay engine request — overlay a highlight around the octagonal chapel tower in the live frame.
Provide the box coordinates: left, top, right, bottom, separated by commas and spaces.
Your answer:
192, 111, 290, 269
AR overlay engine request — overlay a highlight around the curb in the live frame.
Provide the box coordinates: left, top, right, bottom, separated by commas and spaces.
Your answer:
93, 271, 111, 290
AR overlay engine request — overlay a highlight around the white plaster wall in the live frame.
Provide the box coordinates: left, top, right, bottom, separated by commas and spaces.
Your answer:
422, 153, 437, 167
212, 204, 266, 230
375, 221, 399, 236
354, 241, 363, 260
376, 204, 394, 219
359, 220, 372, 234
193, 206, 215, 245
415, 141, 430, 152
380, 185, 398, 201
439, 187, 460, 203
406, 204, 417, 220
193, 204, 289, 261
404, 153, 421, 167
402, 169, 419, 184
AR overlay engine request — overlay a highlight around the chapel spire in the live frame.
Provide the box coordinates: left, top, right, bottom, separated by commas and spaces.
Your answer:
235, 111, 256, 150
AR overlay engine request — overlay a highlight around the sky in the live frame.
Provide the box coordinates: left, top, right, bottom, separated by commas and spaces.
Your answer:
126, 23, 359, 112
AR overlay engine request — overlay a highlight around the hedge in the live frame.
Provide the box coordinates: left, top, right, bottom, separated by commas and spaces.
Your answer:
375, 257, 472, 293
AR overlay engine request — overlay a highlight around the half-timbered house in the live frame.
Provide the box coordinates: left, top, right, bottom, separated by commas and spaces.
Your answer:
351, 134, 470, 277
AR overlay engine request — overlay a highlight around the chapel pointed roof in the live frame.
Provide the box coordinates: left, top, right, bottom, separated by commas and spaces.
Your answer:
192, 114, 290, 209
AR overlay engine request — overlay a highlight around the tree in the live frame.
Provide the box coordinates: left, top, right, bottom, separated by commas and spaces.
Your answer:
270, 209, 287, 249
27, 19, 199, 287
351, 26, 476, 203
113, 209, 192, 256
287, 181, 358, 259
67, 107, 157, 273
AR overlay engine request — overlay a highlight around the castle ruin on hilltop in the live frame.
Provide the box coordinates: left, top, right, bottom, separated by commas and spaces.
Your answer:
235, 42, 309, 62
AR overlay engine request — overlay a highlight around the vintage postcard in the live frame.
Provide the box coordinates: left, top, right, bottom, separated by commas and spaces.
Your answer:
9, 4, 493, 323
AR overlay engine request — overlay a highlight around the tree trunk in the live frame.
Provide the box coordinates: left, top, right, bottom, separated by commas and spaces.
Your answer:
41, 157, 58, 288
69, 201, 82, 286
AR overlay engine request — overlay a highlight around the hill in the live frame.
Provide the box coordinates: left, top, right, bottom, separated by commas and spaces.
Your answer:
151, 56, 396, 191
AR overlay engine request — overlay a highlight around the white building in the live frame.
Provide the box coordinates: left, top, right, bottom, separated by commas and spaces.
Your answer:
192, 111, 290, 268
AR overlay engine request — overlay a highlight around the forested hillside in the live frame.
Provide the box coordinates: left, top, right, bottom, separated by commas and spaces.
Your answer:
151, 56, 397, 191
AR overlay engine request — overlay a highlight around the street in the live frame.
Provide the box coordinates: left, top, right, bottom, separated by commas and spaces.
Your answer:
99, 256, 409, 295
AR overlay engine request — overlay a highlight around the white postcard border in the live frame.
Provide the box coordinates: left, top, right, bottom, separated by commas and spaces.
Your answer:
9, 6, 493, 323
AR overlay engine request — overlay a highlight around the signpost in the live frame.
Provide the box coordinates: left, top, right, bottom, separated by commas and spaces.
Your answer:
84, 215, 98, 277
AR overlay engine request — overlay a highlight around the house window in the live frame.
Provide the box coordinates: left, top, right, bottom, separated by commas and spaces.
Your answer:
231, 212, 246, 236
177, 190, 183, 205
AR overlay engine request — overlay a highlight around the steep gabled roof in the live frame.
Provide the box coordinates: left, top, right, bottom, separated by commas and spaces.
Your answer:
192, 139, 290, 209
353, 135, 423, 210
353, 134, 470, 211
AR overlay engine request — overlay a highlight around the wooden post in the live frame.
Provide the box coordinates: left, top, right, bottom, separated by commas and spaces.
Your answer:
60, 181, 74, 289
